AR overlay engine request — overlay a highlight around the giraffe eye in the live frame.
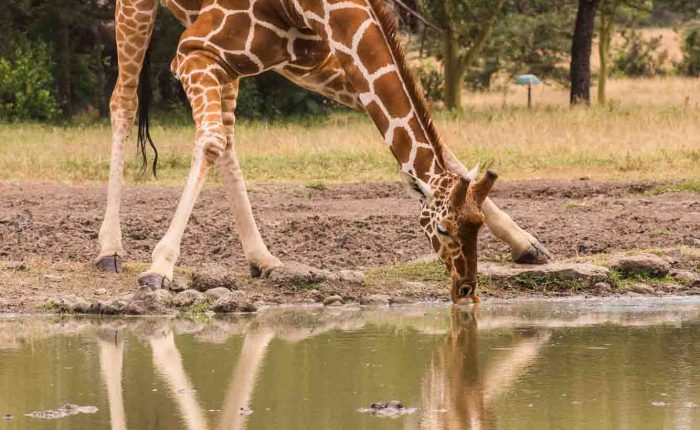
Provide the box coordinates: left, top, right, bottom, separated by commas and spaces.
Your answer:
436, 224, 449, 236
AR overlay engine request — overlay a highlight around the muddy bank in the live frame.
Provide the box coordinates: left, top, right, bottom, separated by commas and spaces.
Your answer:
0, 180, 698, 313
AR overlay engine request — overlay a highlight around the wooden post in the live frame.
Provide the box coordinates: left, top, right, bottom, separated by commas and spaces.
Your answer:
527, 85, 532, 109
419, 24, 427, 58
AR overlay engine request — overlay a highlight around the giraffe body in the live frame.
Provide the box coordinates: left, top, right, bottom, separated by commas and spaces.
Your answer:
97, 0, 551, 302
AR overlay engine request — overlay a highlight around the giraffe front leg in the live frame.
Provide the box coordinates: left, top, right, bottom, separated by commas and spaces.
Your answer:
482, 198, 552, 264
217, 82, 282, 278
96, 0, 158, 273
137, 51, 229, 289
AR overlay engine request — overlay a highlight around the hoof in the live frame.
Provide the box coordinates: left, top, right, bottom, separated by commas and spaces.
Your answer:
514, 241, 552, 265
137, 273, 172, 290
249, 264, 262, 278
95, 254, 122, 274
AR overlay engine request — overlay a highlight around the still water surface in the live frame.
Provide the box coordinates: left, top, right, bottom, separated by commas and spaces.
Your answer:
1, 298, 699, 429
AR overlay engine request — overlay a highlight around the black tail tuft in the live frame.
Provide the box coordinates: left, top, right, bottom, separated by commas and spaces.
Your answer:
137, 47, 158, 177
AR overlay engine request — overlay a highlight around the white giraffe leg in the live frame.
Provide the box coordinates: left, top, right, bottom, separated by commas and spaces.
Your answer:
96, 0, 158, 273
217, 82, 282, 277
217, 330, 274, 430
482, 198, 551, 264
97, 329, 127, 430
138, 51, 229, 288
150, 330, 209, 430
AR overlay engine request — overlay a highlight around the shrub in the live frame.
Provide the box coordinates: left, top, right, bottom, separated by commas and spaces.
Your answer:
414, 64, 444, 102
676, 22, 700, 77
612, 29, 668, 77
0, 39, 58, 121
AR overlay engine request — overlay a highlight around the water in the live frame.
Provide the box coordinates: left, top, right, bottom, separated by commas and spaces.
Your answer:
1, 298, 699, 430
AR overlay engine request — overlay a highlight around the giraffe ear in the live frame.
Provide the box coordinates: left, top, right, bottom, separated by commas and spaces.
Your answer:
400, 172, 433, 203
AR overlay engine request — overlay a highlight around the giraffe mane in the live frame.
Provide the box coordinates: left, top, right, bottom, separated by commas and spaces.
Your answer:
367, 0, 448, 172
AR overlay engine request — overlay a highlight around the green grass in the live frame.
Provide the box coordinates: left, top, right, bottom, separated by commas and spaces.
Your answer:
1, 77, 699, 184
647, 180, 700, 195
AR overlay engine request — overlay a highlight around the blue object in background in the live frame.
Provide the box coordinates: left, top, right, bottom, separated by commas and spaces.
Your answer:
515, 74, 541, 108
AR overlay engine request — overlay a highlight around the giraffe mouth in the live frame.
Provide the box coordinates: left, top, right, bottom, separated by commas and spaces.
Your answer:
451, 279, 477, 303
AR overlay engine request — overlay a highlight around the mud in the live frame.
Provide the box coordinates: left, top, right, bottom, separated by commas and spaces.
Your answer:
0, 180, 698, 312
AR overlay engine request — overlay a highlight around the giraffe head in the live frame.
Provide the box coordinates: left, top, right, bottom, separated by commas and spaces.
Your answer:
401, 167, 497, 304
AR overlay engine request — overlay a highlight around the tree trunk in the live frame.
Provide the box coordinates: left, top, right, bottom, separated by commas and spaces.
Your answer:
443, 30, 463, 110
570, 0, 600, 105
597, 0, 618, 106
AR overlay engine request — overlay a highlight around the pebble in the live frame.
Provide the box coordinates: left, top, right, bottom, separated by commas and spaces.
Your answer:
212, 291, 257, 313
360, 294, 390, 306
609, 254, 670, 277
204, 287, 231, 300
173, 289, 207, 308
628, 283, 655, 295
94, 288, 107, 296
338, 270, 365, 285
322, 295, 343, 306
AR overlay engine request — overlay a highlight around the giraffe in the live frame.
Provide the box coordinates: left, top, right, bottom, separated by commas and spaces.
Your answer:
96, 0, 552, 303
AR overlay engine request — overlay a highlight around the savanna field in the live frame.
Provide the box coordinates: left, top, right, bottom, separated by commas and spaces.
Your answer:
1, 77, 698, 185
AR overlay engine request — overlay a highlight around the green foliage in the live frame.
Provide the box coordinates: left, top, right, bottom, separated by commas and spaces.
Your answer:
677, 22, 700, 77
0, 39, 58, 121
613, 29, 669, 76
414, 64, 444, 101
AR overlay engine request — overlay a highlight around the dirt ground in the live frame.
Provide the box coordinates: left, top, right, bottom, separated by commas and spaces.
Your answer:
0, 180, 698, 312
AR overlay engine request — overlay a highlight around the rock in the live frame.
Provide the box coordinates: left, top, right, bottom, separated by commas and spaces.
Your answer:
389, 296, 413, 305
43, 274, 62, 282
47, 295, 91, 313
191, 263, 237, 291
204, 287, 231, 300
360, 294, 390, 305
479, 261, 610, 285
212, 291, 257, 313
670, 270, 699, 285
100, 298, 128, 315
306, 289, 323, 302
593, 282, 613, 294
170, 276, 190, 293
173, 289, 207, 308
94, 288, 107, 296
683, 287, 700, 296
2, 261, 26, 271
609, 254, 670, 277
338, 270, 365, 285
628, 282, 655, 295
267, 262, 337, 286
122, 287, 169, 315
152, 289, 174, 307
323, 295, 343, 306
2, 414, 14, 420
658, 283, 686, 293
359, 400, 416, 418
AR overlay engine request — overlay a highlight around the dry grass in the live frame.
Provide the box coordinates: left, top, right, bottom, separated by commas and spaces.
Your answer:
0, 77, 698, 184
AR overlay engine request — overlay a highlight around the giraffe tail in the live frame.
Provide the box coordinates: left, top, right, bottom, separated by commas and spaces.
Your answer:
137, 46, 158, 177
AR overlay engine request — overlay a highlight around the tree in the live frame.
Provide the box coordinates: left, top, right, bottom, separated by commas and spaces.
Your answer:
570, 0, 600, 105
420, 0, 507, 110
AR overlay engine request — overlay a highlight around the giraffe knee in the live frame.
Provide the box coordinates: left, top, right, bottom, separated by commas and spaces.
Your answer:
196, 134, 226, 164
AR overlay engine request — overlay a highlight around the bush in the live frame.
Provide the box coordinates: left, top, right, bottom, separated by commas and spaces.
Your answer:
676, 23, 700, 77
613, 29, 668, 77
0, 39, 58, 121
414, 64, 444, 102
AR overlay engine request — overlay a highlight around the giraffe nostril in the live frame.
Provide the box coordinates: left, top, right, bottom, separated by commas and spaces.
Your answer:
459, 286, 470, 297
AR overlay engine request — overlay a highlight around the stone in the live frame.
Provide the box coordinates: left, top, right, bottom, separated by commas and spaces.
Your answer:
609, 254, 670, 277
628, 282, 655, 295
593, 282, 613, 294
43, 274, 62, 282
122, 287, 169, 315
684, 287, 700, 296
100, 298, 128, 315
204, 287, 231, 300
389, 296, 413, 305
322, 295, 343, 306
306, 289, 323, 302
338, 270, 365, 285
191, 263, 237, 291
173, 289, 207, 308
2, 261, 26, 271
212, 291, 257, 313
267, 262, 337, 286
360, 294, 390, 306
658, 283, 686, 293
479, 261, 610, 284
170, 276, 190, 293
48, 295, 90, 313
670, 270, 699, 285
94, 288, 107, 296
